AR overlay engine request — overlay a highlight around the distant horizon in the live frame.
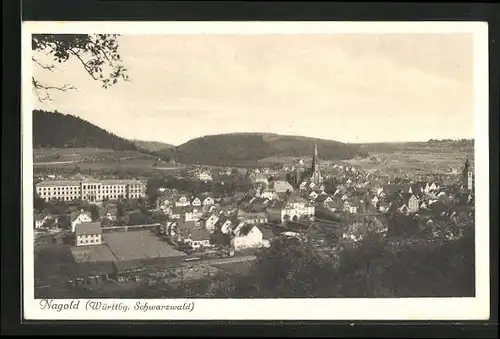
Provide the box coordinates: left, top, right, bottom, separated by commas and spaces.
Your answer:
35, 110, 475, 148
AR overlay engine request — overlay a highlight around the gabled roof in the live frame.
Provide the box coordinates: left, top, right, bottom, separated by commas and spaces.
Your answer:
236, 223, 255, 236
70, 211, 91, 222
188, 228, 211, 241
75, 222, 101, 236
315, 195, 332, 203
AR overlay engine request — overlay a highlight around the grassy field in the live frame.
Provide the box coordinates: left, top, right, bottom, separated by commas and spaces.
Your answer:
343, 150, 474, 175
32, 148, 185, 173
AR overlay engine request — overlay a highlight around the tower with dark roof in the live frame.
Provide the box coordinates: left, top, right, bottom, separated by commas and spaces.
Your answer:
462, 158, 473, 191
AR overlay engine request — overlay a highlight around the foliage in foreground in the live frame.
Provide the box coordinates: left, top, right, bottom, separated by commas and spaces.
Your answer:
125, 227, 475, 299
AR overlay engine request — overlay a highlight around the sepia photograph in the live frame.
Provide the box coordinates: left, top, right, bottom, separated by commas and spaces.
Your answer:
22, 21, 490, 320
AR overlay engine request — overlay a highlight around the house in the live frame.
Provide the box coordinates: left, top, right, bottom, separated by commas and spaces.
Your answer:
398, 204, 410, 214
74, 222, 102, 247
406, 194, 420, 213
35, 214, 47, 229
214, 216, 234, 235
267, 196, 315, 223
103, 208, 116, 221
170, 206, 189, 220
429, 182, 439, 191
202, 196, 215, 206
260, 188, 279, 200
34, 214, 57, 229
251, 173, 269, 186
185, 208, 203, 222
164, 221, 179, 237
71, 210, 93, 233
315, 194, 333, 208
343, 199, 360, 214
156, 196, 172, 211
309, 191, 319, 201
324, 198, 343, 212
184, 228, 211, 249
231, 224, 264, 251
197, 170, 213, 182
342, 217, 387, 242
201, 213, 219, 233
174, 195, 190, 207
237, 210, 268, 224
191, 197, 202, 207
379, 201, 390, 213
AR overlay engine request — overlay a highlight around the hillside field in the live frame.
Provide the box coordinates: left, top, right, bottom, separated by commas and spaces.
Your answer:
344, 142, 475, 175
33, 148, 185, 173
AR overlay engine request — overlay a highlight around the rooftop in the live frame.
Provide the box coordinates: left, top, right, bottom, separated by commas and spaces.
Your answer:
75, 222, 102, 236
71, 244, 118, 263
103, 229, 186, 261
35, 178, 144, 187
187, 228, 211, 241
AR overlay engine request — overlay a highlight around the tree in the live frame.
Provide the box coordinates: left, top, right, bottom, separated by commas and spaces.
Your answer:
31, 34, 128, 101
146, 177, 161, 206
34, 194, 47, 212
116, 203, 126, 218
89, 205, 100, 221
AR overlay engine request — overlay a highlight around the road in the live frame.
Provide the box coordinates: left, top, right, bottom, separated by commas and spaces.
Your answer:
200, 254, 256, 266
34, 160, 82, 165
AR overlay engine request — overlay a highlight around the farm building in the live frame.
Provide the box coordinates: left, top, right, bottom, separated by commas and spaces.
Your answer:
70, 229, 187, 282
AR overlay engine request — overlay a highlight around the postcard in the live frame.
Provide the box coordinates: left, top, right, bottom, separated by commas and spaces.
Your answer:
22, 21, 490, 320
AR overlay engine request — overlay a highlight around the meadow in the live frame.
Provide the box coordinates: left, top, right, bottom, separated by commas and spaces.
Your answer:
33, 148, 185, 174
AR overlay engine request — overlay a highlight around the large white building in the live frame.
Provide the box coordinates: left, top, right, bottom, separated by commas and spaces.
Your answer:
35, 179, 146, 202
267, 195, 315, 223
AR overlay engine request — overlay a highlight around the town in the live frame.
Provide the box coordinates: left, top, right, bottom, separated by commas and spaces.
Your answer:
33, 143, 475, 298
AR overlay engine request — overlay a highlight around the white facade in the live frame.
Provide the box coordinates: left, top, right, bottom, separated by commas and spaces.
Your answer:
281, 202, 315, 222
232, 226, 264, 251
191, 198, 202, 207
198, 171, 213, 181
76, 233, 102, 247
36, 179, 146, 202
204, 214, 219, 233
408, 195, 419, 212
175, 196, 190, 207
202, 197, 215, 206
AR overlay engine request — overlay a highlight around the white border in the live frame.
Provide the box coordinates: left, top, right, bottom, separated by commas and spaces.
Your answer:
22, 21, 490, 321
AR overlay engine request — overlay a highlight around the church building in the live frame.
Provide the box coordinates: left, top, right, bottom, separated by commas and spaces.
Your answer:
462, 158, 474, 191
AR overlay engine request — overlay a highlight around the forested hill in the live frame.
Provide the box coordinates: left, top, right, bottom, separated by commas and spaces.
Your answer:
159, 133, 368, 166
132, 140, 174, 152
32, 110, 138, 151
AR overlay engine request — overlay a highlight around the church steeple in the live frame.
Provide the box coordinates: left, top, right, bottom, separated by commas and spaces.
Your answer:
463, 157, 473, 191
312, 142, 318, 172
311, 142, 323, 184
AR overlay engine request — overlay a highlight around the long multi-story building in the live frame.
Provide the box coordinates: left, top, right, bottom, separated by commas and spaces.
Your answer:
35, 179, 146, 202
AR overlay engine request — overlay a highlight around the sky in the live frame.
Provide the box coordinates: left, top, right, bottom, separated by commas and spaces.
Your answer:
32, 33, 474, 146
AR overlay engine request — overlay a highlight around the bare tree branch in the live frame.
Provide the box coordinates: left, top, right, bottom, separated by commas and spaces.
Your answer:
32, 57, 56, 72
32, 34, 128, 101
32, 77, 76, 102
